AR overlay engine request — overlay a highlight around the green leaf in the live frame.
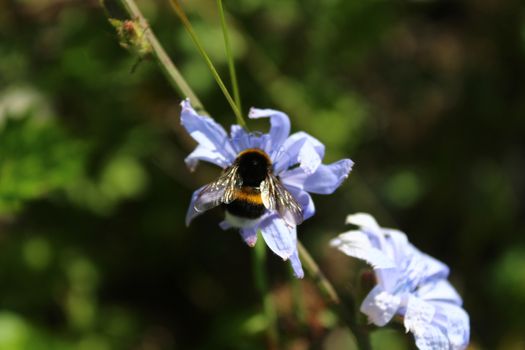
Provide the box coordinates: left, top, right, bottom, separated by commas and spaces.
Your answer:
0, 113, 86, 213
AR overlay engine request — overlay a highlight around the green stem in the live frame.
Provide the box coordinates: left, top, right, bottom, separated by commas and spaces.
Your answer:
107, 0, 205, 112
253, 235, 278, 347
290, 266, 306, 326
298, 241, 371, 349
168, 0, 247, 129
297, 241, 340, 304
217, 0, 242, 116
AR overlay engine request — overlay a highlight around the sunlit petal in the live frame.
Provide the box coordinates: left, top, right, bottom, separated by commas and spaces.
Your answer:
259, 215, 295, 260
180, 99, 236, 169
303, 159, 353, 194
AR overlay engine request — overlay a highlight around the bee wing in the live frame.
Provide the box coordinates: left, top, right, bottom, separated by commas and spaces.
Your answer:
261, 174, 303, 226
194, 165, 240, 212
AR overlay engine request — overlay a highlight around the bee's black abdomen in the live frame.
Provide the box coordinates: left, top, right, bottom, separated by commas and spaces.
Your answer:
224, 200, 266, 219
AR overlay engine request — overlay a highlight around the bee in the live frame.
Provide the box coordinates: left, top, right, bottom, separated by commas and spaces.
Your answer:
193, 148, 303, 228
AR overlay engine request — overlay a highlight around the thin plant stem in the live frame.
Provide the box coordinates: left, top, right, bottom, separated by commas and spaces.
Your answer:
298, 241, 371, 349
217, 0, 242, 116
109, 0, 205, 112
253, 235, 278, 347
289, 266, 306, 325
168, 0, 247, 129
297, 241, 340, 304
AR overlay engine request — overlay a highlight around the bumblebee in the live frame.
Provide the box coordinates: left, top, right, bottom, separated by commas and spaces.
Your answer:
193, 148, 303, 228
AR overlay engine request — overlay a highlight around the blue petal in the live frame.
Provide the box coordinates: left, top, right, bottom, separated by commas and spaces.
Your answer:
303, 159, 354, 194
180, 99, 236, 168
185, 145, 232, 171
330, 230, 397, 270
240, 226, 258, 247
346, 213, 387, 249
259, 215, 296, 260
380, 229, 411, 259
415, 253, 450, 285
219, 220, 232, 230
382, 229, 449, 285
274, 132, 325, 174
297, 141, 322, 175
431, 302, 470, 350
345, 214, 414, 292
412, 324, 450, 350
282, 131, 325, 158
230, 125, 251, 152
417, 279, 463, 305
280, 168, 307, 190
398, 247, 451, 293
185, 185, 206, 226
360, 286, 401, 326
375, 268, 401, 293
403, 296, 443, 349
248, 108, 290, 157
289, 249, 304, 278
400, 250, 434, 292
229, 125, 265, 153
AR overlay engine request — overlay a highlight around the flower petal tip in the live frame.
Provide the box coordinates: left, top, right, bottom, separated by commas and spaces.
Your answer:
294, 271, 305, 279
219, 220, 232, 231
247, 107, 273, 119
180, 98, 192, 111
329, 237, 341, 247
345, 212, 376, 226
342, 158, 354, 174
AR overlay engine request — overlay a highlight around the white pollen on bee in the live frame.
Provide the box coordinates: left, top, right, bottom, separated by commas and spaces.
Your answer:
225, 211, 262, 229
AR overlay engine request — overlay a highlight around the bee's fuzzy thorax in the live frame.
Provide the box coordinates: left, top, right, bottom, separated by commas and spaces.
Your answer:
235, 149, 272, 187
236, 148, 272, 164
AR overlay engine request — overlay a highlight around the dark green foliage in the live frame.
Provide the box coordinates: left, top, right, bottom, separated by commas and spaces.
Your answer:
0, 113, 86, 213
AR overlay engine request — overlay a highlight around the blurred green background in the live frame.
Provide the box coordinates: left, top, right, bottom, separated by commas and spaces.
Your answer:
1, 0, 524, 349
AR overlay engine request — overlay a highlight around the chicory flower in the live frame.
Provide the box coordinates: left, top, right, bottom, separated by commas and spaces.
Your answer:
181, 99, 353, 278
330, 213, 470, 350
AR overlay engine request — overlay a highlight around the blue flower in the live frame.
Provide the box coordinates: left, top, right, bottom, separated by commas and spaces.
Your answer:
181, 99, 353, 278
330, 213, 470, 350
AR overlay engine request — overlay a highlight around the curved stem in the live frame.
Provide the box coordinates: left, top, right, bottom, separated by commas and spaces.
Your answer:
297, 241, 340, 304
298, 241, 371, 349
168, 0, 247, 129
217, 0, 242, 116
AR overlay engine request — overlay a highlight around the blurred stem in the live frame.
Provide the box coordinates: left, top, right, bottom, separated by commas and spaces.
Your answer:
168, 0, 247, 129
217, 0, 242, 116
106, 0, 204, 111
253, 235, 278, 347
297, 241, 340, 304
298, 242, 371, 350
290, 265, 306, 326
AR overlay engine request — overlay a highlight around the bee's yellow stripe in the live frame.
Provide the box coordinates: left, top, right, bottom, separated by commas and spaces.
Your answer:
234, 188, 264, 205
